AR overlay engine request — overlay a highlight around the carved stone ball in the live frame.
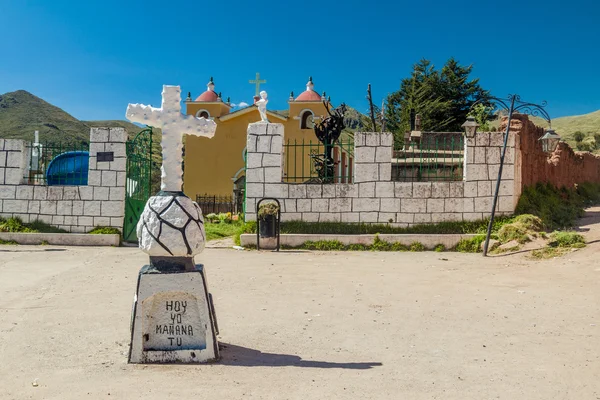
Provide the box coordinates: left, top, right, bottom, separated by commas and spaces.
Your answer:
137, 192, 205, 257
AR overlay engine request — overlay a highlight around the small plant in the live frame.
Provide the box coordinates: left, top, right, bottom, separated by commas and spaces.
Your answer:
40, 240, 49, 246
434, 244, 446, 252
371, 235, 391, 251
409, 242, 425, 252
390, 242, 408, 251
258, 202, 279, 219
89, 226, 121, 235
0, 239, 18, 245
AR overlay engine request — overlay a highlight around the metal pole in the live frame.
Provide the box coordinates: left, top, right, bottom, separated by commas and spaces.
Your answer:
483, 96, 515, 256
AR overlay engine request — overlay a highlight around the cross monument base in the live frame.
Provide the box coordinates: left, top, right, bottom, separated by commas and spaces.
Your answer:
129, 261, 219, 363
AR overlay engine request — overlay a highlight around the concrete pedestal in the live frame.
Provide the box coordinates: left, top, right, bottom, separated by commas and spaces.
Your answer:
128, 263, 219, 363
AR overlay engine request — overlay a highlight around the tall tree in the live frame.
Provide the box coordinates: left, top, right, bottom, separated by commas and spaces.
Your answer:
385, 58, 489, 139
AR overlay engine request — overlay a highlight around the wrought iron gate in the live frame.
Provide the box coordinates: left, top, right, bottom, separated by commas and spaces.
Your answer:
123, 127, 154, 242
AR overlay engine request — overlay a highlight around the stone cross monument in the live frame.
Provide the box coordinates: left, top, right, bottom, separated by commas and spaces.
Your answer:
126, 85, 220, 363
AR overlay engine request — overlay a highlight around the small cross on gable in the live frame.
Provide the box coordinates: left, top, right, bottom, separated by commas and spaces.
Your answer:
249, 72, 267, 96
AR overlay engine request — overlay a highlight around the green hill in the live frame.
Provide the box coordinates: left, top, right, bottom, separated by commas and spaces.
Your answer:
0, 90, 145, 143
526, 110, 600, 152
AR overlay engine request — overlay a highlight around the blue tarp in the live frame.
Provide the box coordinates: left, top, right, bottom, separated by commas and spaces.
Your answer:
46, 151, 89, 186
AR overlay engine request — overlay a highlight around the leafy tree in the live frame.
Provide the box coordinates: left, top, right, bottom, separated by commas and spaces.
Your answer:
471, 103, 494, 131
385, 58, 489, 139
594, 133, 600, 149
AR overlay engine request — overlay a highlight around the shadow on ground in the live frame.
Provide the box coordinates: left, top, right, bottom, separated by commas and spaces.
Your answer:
218, 343, 382, 369
0, 248, 67, 253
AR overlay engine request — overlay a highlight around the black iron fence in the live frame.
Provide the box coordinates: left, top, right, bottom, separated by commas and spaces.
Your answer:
196, 194, 243, 215
26, 142, 90, 185
283, 139, 354, 184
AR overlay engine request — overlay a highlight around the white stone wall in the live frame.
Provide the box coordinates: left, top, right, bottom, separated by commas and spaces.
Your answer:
0, 128, 127, 232
245, 123, 517, 226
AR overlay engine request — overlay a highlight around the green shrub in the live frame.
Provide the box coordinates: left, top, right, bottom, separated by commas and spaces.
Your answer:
515, 182, 600, 229
434, 244, 446, 252
455, 235, 486, 253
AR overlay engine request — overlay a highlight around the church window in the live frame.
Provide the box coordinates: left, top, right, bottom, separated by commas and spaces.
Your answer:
195, 109, 210, 119
300, 110, 314, 129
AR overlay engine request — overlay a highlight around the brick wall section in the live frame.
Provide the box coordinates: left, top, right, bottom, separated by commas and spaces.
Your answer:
507, 114, 600, 189
0, 127, 127, 232
245, 123, 517, 226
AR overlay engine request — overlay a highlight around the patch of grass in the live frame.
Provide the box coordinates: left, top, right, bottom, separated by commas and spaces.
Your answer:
0, 239, 18, 245
0, 217, 34, 233
531, 247, 571, 259
497, 223, 530, 244
548, 231, 586, 248
244, 216, 514, 236
301, 240, 346, 251
88, 226, 121, 235
205, 221, 245, 242
434, 244, 446, 252
455, 235, 486, 253
347, 243, 369, 251
285, 238, 441, 252
531, 231, 586, 259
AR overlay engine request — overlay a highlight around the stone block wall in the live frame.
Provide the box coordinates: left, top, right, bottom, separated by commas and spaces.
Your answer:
0, 128, 127, 232
245, 122, 517, 225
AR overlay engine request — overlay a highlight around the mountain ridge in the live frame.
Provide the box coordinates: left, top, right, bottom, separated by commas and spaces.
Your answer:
0, 90, 143, 143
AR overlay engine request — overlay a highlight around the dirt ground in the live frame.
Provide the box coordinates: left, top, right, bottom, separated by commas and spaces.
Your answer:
1, 208, 599, 400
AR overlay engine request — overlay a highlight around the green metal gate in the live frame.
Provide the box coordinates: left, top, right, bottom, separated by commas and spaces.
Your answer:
123, 127, 154, 242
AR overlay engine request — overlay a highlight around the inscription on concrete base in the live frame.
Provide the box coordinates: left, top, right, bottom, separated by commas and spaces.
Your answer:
142, 292, 206, 351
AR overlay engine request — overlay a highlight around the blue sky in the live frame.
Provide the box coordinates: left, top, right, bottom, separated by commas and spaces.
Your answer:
1, 0, 599, 121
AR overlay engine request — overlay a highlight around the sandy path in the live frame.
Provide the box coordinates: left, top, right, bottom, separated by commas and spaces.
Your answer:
0, 211, 598, 399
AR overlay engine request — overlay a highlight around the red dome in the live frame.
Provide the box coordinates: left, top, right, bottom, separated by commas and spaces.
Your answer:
195, 90, 218, 102
295, 90, 322, 101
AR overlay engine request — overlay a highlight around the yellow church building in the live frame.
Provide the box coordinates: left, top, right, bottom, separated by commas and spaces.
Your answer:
182, 77, 352, 204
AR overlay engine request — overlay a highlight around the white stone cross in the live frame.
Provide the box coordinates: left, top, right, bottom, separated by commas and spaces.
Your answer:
126, 85, 217, 192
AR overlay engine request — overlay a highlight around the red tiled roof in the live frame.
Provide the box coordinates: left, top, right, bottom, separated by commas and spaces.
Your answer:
295, 90, 321, 101
195, 90, 218, 102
